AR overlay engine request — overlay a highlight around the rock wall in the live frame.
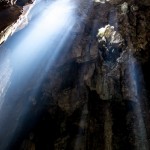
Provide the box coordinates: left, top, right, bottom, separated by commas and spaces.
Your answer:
0, 0, 35, 45
0, 0, 150, 150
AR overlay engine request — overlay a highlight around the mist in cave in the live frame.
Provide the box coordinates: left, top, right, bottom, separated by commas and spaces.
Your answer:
0, 0, 78, 149
0, 0, 150, 150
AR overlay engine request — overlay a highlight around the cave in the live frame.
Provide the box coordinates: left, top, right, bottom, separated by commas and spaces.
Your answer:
0, 0, 150, 150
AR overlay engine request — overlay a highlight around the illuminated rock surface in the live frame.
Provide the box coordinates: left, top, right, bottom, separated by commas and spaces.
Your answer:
0, 0, 35, 45
0, 0, 150, 150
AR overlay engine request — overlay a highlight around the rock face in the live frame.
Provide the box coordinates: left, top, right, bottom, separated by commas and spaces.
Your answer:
0, 0, 35, 45
0, 0, 150, 150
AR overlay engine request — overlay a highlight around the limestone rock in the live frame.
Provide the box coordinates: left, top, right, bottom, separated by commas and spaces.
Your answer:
0, 0, 149, 149
0, 0, 35, 45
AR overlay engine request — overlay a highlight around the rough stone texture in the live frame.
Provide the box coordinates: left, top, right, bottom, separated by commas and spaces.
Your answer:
16, 0, 150, 149
0, 0, 35, 45
0, 0, 150, 150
